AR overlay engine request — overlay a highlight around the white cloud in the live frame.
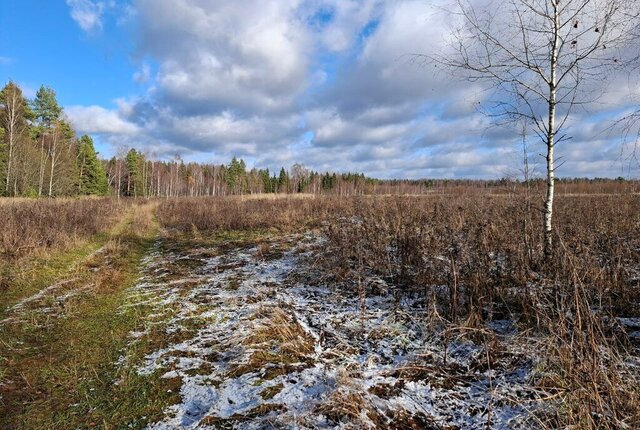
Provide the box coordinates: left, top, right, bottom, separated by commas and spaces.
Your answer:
133, 63, 151, 84
67, 0, 640, 178
66, 0, 108, 33
66, 105, 140, 135
135, 0, 312, 113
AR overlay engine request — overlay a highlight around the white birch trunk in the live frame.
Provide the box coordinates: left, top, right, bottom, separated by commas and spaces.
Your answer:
544, 1, 560, 259
48, 127, 58, 197
4, 92, 18, 196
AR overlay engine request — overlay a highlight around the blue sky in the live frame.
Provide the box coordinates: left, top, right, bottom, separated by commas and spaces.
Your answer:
0, 0, 638, 179
0, 0, 137, 106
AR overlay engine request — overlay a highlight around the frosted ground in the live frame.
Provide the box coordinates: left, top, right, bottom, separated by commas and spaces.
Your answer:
2, 230, 639, 429
115, 233, 550, 430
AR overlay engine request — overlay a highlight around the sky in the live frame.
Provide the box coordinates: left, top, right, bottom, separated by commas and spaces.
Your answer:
0, 0, 638, 179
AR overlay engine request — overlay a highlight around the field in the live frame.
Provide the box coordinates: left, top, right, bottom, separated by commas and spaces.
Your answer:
1, 192, 639, 429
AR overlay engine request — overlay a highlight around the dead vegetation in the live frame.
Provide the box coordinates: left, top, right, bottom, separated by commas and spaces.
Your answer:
0, 191, 638, 429
0, 197, 129, 260
318, 195, 640, 429
156, 196, 346, 232
155, 192, 640, 429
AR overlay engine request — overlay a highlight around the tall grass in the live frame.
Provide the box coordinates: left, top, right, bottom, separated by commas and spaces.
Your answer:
156, 193, 640, 428
319, 195, 640, 428
157, 196, 348, 232
0, 198, 129, 259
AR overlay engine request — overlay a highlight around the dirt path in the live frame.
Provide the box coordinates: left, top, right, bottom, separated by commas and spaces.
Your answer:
119, 233, 539, 430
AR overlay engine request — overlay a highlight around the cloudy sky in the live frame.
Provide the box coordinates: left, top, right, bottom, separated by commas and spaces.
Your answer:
0, 0, 638, 178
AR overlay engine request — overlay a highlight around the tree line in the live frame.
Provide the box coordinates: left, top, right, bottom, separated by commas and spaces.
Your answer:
2, 81, 637, 199
0, 81, 383, 198
0, 82, 109, 197
107, 152, 378, 198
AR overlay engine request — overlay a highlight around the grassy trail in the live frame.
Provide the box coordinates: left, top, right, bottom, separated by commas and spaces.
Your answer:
0, 202, 177, 430
0, 205, 134, 318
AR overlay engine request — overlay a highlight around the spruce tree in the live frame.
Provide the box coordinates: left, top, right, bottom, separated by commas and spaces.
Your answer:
261, 168, 271, 193
77, 135, 108, 195
225, 157, 247, 194
125, 148, 143, 197
277, 167, 289, 193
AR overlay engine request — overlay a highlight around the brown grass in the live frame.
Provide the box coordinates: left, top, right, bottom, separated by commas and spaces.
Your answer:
155, 192, 640, 429
0, 198, 130, 260
156, 196, 345, 232
2, 192, 635, 428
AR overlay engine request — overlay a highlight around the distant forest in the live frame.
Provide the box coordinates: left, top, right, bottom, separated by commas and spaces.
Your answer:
0, 81, 637, 198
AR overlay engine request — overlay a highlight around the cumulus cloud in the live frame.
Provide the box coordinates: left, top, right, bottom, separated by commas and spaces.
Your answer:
66, 105, 140, 135
67, 0, 639, 178
134, 0, 313, 114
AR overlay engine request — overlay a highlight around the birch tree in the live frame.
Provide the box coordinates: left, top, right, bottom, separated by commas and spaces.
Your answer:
0, 82, 31, 196
436, 0, 639, 258
32, 86, 62, 197
47, 120, 75, 197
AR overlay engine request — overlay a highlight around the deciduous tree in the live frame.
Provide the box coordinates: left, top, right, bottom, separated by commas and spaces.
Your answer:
0, 82, 32, 196
436, 0, 640, 258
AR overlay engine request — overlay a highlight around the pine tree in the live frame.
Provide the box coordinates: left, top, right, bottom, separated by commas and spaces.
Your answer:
32, 86, 63, 196
77, 135, 108, 195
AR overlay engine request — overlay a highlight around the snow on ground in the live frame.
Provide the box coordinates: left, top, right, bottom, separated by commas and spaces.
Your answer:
1, 244, 113, 325
118, 233, 542, 429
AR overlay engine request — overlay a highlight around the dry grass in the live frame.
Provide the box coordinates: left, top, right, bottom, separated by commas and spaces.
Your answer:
231, 307, 315, 379
155, 192, 640, 429
0, 198, 130, 260
320, 195, 640, 429
1, 191, 637, 429
157, 196, 347, 232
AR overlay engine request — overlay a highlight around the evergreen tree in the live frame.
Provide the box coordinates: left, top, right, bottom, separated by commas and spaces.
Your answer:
277, 167, 289, 193
125, 148, 143, 197
50, 120, 80, 196
261, 168, 272, 193
225, 157, 247, 194
32, 86, 62, 127
77, 135, 108, 195
32, 86, 63, 196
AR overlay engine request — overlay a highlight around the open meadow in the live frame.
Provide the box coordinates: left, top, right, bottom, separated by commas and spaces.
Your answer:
4, 0, 640, 428
1, 189, 639, 430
